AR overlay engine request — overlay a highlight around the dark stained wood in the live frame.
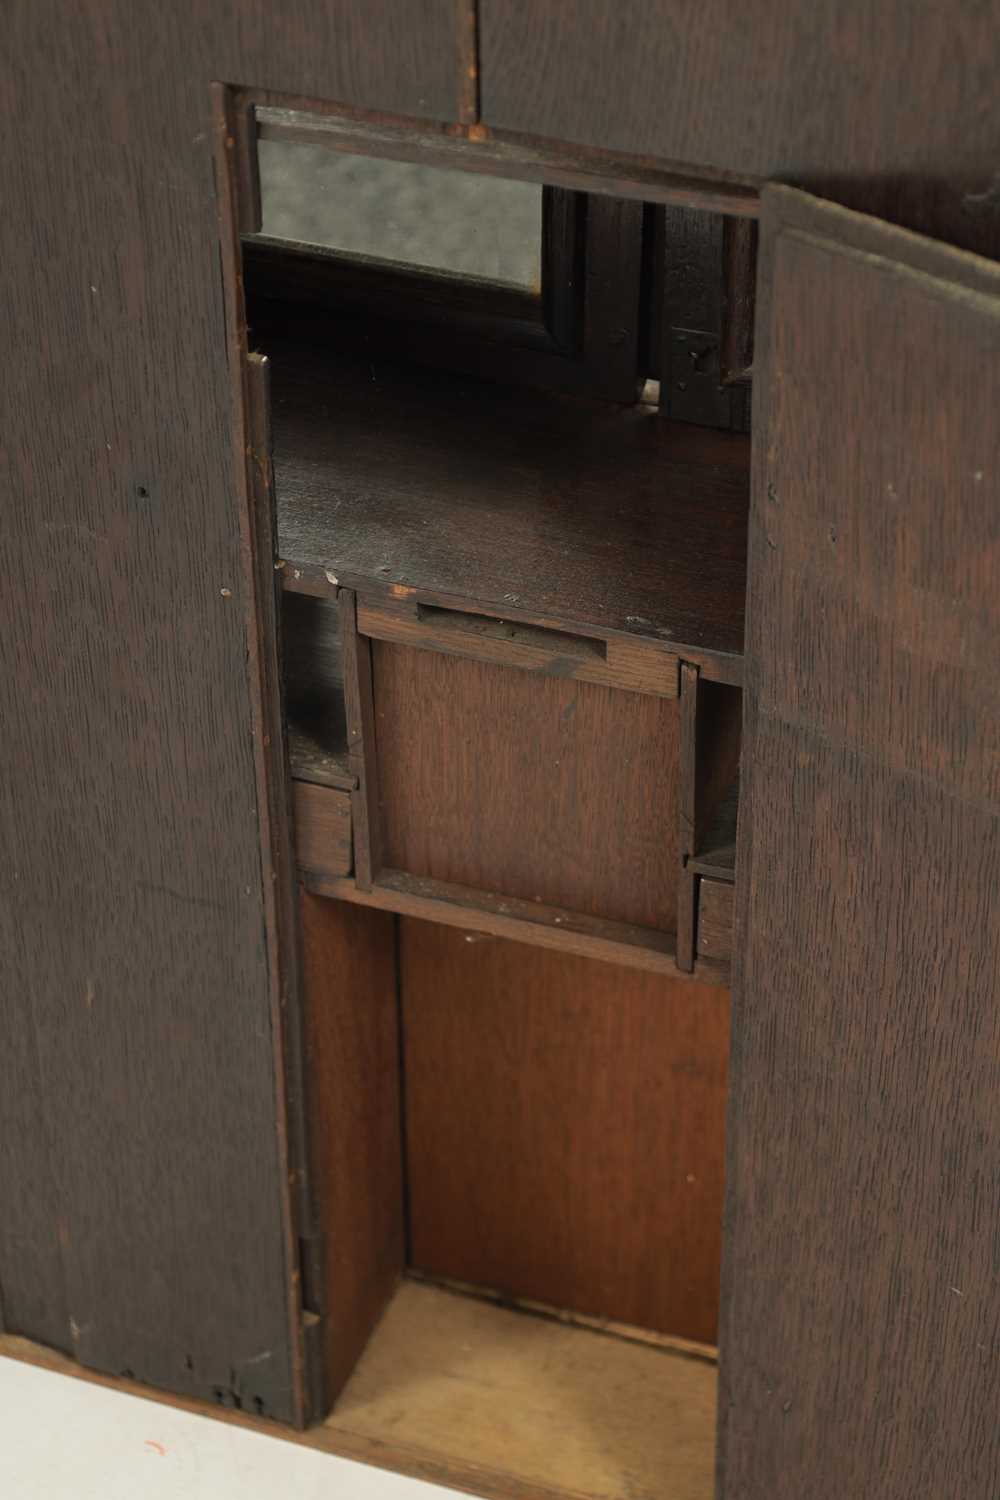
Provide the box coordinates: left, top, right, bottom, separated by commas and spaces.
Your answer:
720, 186, 1000, 1500
689, 777, 738, 883
266, 332, 750, 664
679, 667, 742, 970
243, 348, 312, 1416
695, 878, 733, 962
298, 892, 403, 1407
281, 589, 350, 785
456, 0, 479, 124
246, 236, 546, 347
721, 217, 757, 385
1, 0, 465, 1418
0, 1008, 68, 1350
541, 187, 585, 352
358, 596, 680, 698
582, 194, 644, 401
694, 679, 742, 856
339, 589, 382, 891
307, 870, 730, 984
293, 783, 353, 879
658, 207, 751, 432
480, 2, 1000, 261
256, 104, 760, 216
401, 920, 731, 1345
676, 662, 699, 972
374, 643, 682, 933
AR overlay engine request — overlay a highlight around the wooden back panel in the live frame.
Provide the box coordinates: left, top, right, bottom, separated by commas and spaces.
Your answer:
402, 919, 730, 1346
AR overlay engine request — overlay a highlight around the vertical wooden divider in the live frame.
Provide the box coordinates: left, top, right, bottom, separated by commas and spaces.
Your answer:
720, 217, 757, 386
676, 662, 699, 971
339, 589, 383, 890
299, 892, 404, 1413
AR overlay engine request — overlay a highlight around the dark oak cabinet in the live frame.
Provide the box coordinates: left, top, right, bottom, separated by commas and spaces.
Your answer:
3, 7, 999, 1499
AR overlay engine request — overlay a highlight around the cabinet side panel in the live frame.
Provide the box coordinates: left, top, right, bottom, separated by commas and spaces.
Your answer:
1, 0, 466, 1419
300, 893, 404, 1408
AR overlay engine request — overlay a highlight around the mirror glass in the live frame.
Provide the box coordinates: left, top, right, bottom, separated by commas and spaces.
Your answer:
258, 141, 543, 292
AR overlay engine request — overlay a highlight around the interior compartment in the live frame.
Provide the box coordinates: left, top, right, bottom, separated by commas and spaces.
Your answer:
300, 891, 728, 1500
242, 106, 749, 1498
258, 330, 749, 663
400, 920, 729, 1344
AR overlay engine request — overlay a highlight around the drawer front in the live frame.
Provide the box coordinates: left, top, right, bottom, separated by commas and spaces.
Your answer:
372, 641, 680, 935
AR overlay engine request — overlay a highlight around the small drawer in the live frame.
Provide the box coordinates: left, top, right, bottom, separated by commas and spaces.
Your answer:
371, 638, 681, 935
293, 782, 353, 879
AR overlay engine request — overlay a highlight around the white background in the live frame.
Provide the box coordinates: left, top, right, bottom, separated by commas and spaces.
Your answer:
0, 1356, 458, 1500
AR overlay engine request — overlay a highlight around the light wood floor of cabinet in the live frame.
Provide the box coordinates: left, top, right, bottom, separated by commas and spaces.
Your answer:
321, 1279, 717, 1500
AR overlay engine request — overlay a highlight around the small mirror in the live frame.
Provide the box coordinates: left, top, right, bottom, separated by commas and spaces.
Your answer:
258, 141, 543, 292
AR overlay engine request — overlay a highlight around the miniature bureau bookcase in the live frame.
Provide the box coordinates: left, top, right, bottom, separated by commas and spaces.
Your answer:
3, 6, 999, 1500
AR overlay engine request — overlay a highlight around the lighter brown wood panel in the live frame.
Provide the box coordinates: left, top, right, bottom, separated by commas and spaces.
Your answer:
401, 920, 730, 1345
299, 892, 403, 1406
375, 644, 681, 934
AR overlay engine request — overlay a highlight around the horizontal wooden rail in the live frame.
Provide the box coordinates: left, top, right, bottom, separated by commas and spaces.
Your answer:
303, 868, 730, 986
358, 598, 680, 699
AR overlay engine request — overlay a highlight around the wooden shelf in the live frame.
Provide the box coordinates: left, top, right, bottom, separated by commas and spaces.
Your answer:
287, 720, 354, 791
263, 332, 749, 672
304, 868, 730, 985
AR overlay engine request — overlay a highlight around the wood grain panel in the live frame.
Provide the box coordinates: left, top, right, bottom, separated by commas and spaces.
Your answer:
293, 783, 353, 879
695, 879, 733, 962
2, 0, 465, 1420
299, 892, 403, 1407
480, 2, 1000, 260
375, 644, 682, 933
720, 187, 1000, 1499
402, 920, 730, 1345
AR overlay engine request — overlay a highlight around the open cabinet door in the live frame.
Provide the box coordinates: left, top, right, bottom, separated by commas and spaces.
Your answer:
720, 187, 1000, 1499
